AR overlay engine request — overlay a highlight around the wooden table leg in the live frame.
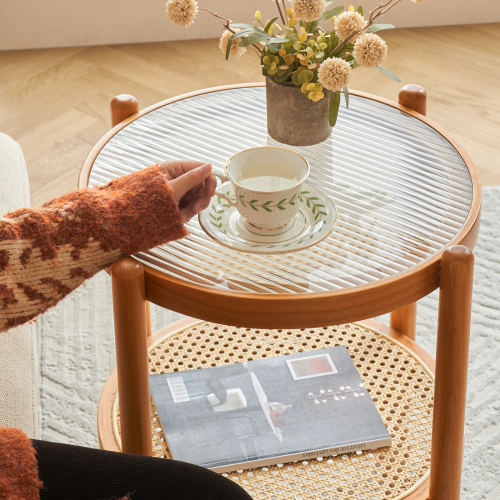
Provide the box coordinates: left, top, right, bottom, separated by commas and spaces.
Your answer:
389, 85, 428, 341
146, 300, 152, 338
111, 257, 152, 456
110, 94, 138, 128
390, 302, 417, 340
429, 246, 474, 500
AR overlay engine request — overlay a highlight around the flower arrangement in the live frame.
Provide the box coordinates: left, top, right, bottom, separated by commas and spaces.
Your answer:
165, 0, 427, 126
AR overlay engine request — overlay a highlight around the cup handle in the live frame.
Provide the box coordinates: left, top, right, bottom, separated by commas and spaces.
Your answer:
212, 171, 237, 208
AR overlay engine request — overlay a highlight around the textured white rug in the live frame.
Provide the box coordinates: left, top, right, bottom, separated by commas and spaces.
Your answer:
37, 186, 500, 499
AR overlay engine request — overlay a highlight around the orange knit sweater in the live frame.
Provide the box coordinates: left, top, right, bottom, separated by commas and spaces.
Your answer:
0, 165, 188, 498
0, 165, 187, 333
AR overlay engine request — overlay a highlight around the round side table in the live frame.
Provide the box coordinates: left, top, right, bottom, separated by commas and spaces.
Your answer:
80, 83, 480, 500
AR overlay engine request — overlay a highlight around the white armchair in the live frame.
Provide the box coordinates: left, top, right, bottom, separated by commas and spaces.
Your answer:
0, 132, 39, 438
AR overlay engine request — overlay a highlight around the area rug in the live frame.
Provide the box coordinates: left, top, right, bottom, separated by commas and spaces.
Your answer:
36, 186, 500, 499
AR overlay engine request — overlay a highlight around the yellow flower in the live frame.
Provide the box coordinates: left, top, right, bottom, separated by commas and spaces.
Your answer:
165, 0, 198, 28
219, 30, 247, 59
353, 33, 388, 68
334, 10, 367, 41
318, 57, 352, 92
255, 10, 262, 21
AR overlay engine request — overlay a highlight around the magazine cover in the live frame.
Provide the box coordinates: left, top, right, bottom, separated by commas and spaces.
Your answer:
149, 346, 391, 473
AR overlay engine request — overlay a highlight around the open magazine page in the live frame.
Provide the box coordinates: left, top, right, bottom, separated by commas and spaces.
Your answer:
149, 346, 391, 473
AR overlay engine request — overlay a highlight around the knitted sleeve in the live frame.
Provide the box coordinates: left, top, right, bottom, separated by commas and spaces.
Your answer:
0, 165, 188, 333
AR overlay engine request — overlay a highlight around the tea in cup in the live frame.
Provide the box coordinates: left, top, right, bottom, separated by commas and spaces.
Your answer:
213, 147, 310, 234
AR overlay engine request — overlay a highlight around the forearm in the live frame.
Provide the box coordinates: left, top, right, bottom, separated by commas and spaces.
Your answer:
0, 165, 187, 332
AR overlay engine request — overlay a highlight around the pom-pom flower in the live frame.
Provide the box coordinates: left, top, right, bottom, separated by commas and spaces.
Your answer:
353, 33, 388, 68
318, 57, 352, 92
165, 0, 198, 28
291, 0, 326, 22
219, 30, 247, 59
334, 10, 367, 41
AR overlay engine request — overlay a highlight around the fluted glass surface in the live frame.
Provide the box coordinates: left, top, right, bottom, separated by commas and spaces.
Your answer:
89, 87, 473, 294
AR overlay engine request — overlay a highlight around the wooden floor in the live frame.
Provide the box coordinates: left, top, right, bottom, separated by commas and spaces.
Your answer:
1, 23, 499, 207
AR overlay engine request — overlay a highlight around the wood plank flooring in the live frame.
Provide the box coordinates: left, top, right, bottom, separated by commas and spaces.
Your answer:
0, 23, 499, 207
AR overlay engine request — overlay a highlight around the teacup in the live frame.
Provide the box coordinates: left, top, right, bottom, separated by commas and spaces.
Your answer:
213, 147, 310, 234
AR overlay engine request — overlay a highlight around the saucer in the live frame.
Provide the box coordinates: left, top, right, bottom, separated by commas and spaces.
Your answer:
198, 183, 337, 254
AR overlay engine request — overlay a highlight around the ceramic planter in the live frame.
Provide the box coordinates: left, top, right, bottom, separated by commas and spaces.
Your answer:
266, 77, 332, 147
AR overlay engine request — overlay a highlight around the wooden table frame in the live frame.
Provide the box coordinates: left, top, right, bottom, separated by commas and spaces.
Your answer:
80, 83, 480, 500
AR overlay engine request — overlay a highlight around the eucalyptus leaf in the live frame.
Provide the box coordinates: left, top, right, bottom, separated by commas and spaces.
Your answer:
343, 86, 349, 109
239, 32, 271, 47
274, 73, 290, 82
298, 70, 313, 84
267, 37, 289, 45
229, 23, 262, 30
226, 28, 259, 59
366, 24, 395, 33
316, 5, 344, 22
329, 90, 341, 126
268, 43, 280, 54
264, 17, 279, 33
375, 65, 401, 82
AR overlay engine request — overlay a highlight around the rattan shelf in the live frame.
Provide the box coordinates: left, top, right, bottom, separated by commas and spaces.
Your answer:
99, 318, 434, 500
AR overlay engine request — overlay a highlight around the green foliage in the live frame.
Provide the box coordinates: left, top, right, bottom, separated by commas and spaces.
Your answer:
329, 91, 341, 126
229, 23, 260, 30
239, 32, 273, 47
367, 24, 395, 33
298, 70, 313, 84
376, 65, 401, 82
225, 28, 261, 59
343, 86, 349, 109
264, 17, 279, 33
230, 2, 401, 108
316, 5, 344, 22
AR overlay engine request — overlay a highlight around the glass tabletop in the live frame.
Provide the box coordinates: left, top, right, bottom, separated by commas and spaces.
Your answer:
89, 87, 473, 294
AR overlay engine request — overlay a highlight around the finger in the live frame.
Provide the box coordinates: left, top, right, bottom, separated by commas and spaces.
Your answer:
191, 194, 212, 215
179, 200, 200, 222
186, 174, 215, 201
205, 175, 217, 198
159, 160, 206, 178
169, 163, 212, 203
180, 194, 213, 222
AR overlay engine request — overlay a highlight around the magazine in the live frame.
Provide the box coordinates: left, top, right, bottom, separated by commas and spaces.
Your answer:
149, 346, 391, 473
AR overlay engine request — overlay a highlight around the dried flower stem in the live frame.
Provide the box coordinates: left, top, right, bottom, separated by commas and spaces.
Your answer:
328, 0, 401, 58
199, 7, 232, 25
378, 0, 403, 17
200, 7, 261, 56
369, 0, 402, 22
275, 0, 286, 24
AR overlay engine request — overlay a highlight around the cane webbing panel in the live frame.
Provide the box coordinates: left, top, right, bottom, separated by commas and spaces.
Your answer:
113, 322, 434, 500
90, 87, 473, 294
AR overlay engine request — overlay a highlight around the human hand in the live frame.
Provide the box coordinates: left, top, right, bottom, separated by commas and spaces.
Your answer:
159, 160, 217, 222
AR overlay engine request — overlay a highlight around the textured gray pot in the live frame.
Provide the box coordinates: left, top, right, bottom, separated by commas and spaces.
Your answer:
266, 77, 331, 146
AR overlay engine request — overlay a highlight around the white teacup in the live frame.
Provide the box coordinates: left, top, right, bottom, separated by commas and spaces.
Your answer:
213, 147, 310, 234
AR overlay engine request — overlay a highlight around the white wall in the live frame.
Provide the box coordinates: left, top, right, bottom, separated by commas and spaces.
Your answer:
1, 0, 499, 51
